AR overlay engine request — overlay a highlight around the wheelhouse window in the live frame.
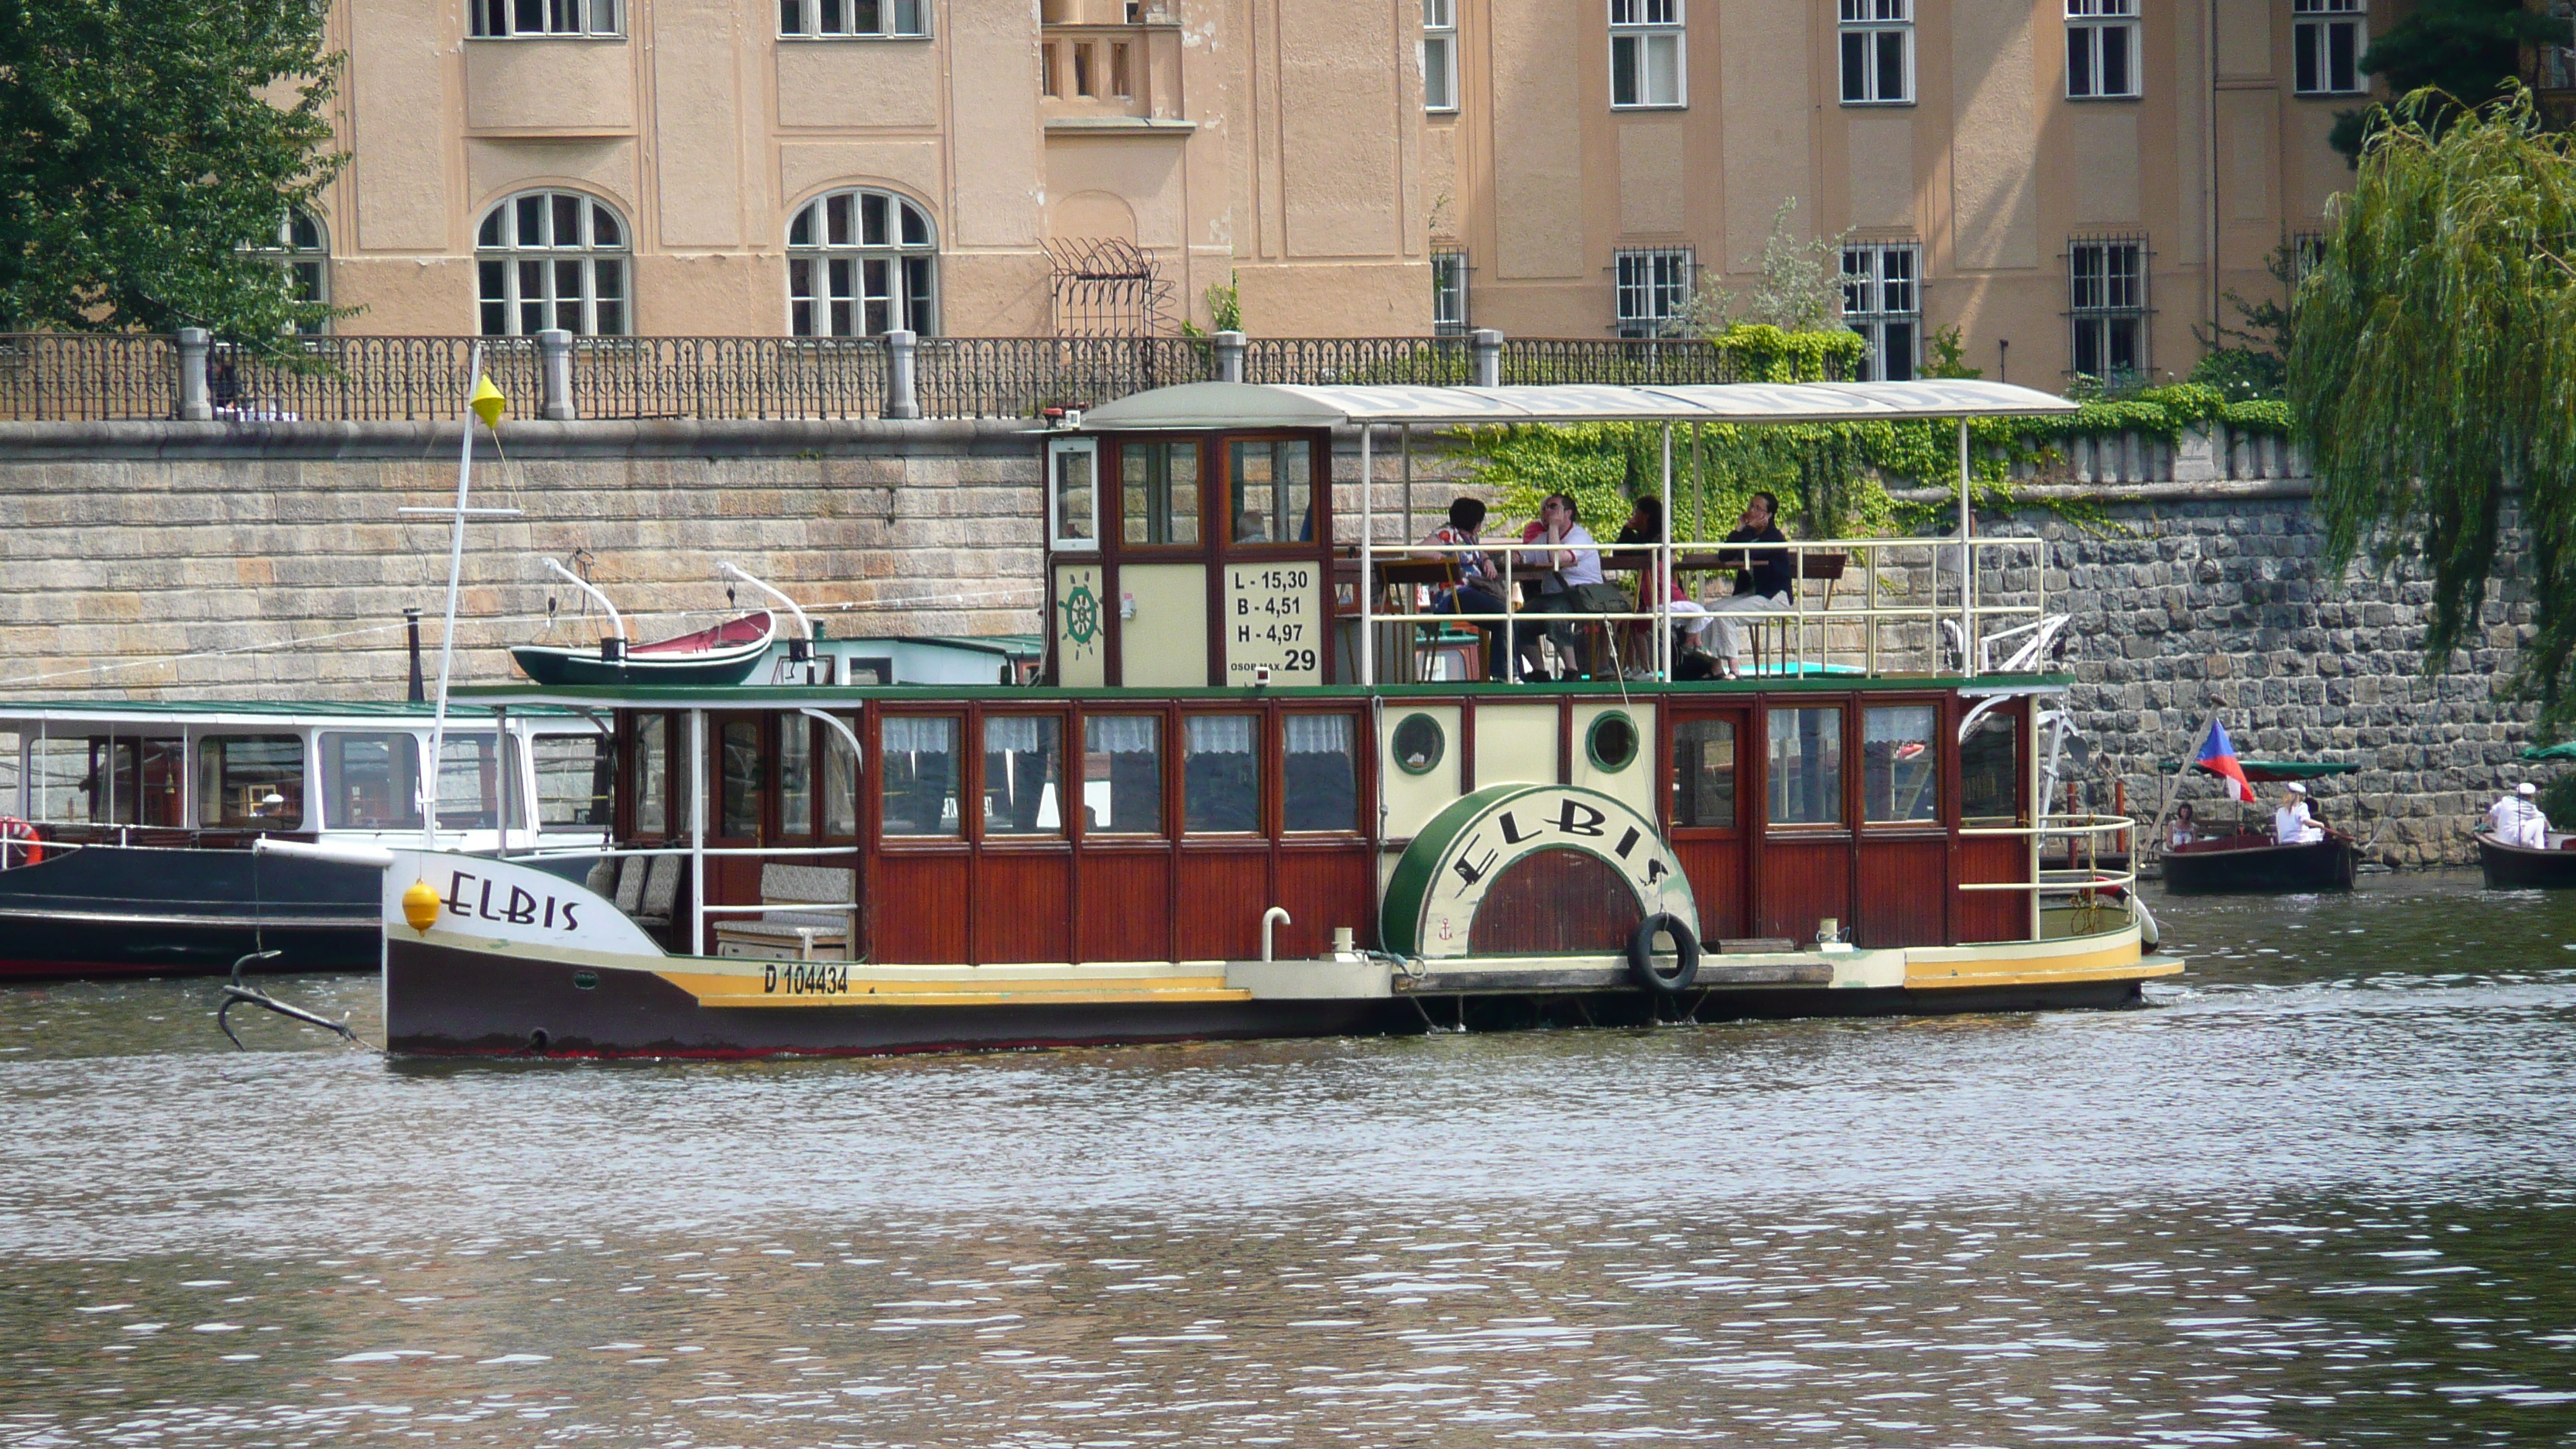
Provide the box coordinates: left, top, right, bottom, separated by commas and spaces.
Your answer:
1184, 714, 1259, 833
787, 187, 937, 337
1422, 0, 1459, 111
29, 736, 184, 827
1672, 717, 1737, 829
982, 715, 1064, 837
821, 715, 861, 836
1053, 437, 1100, 550
779, 0, 927, 37
779, 714, 814, 838
1839, 0, 1913, 105
1842, 242, 1919, 382
1121, 440, 1200, 546
1614, 247, 1693, 337
476, 190, 630, 336
1862, 704, 1939, 824
1432, 248, 1469, 335
471, 0, 623, 36
1766, 707, 1843, 827
2065, 0, 2139, 99
882, 715, 961, 837
720, 720, 765, 839
1610, 0, 1684, 108
1228, 439, 1313, 545
0, 731, 18, 816
632, 714, 670, 835
533, 733, 614, 832
434, 735, 516, 831
2293, 0, 2366, 97
1283, 713, 1359, 833
1083, 714, 1164, 834
1960, 707, 2022, 827
199, 735, 306, 831
2068, 235, 2146, 381
323, 732, 423, 831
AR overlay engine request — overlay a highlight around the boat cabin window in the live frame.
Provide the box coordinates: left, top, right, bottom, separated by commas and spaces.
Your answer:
322, 731, 423, 831
779, 714, 814, 837
1184, 713, 1259, 832
29, 735, 185, 827
633, 714, 670, 835
1228, 439, 1313, 545
1766, 706, 1844, 827
1083, 714, 1163, 834
1862, 704, 1940, 824
720, 720, 765, 838
820, 716, 860, 837
882, 715, 961, 837
1283, 712, 1359, 832
1122, 440, 1201, 546
983, 714, 1064, 836
1960, 707, 2022, 827
1050, 438, 1099, 551
1672, 718, 1738, 829
533, 733, 615, 832
432, 734, 516, 831
0, 731, 17, 815
198, 735, 306, 831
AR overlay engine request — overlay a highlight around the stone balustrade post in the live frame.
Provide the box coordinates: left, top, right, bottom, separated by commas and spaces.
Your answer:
1471, 327, 1502, 388
176, 328, 213, 421
1213, 330, 1246, 383
884, 329, 920, 420
536, 329, 576, 420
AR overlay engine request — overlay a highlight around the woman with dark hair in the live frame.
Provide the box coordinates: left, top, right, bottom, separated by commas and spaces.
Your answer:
1422, 497, 1509, 679
1614, 495, 1712, 676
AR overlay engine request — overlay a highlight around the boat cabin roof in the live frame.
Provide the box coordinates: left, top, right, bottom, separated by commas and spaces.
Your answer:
1074, 379, 2082, 430
0, 698, 588, 728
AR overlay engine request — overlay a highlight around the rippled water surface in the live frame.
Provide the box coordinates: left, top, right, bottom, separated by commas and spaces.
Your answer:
5, 872, 2576, 1445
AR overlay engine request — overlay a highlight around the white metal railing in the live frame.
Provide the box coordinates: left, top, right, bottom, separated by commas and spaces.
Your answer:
1958, 811, 2137, 941
1351, 535, 2050, 683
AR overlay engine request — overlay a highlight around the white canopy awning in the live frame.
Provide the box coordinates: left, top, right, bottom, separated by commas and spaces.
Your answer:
1074, 379, 2081, 430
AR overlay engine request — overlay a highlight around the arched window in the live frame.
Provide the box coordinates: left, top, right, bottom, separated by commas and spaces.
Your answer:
262, 208, 330, 334
787, 188, 937, 336
475, 190, 630, 336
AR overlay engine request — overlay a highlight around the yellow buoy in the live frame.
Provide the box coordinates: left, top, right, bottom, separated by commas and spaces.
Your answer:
468, 373, 508, 430
402, 879, 441, 935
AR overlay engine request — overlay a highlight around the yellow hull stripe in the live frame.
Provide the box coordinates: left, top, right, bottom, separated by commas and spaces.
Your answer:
1903, 940, 2179, 989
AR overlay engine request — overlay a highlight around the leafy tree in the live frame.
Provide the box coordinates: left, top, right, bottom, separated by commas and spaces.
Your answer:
1690, 199, 1848, 335
2291, 87, 2576, 728
2328, 0, 2571, 162
2188, 244, 2302, 402
0, 0, 344, 340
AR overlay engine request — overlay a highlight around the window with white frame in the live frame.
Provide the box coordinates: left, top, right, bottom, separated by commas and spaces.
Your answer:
2545, 2, 2576, 91
787, 188, 938, 336
1610, 0, 1684, 109
1838, 0, 1913, 104
779, 0, 927, 37
1614, 247, 1692, 337
470, 0, 622, 37
2293, 0, 2366, 96
265, 209, 330, 334
1432, 248, 1469, 334
1423, 0, 1459, 111
475, 191, 629, 336
2068, 235, 2146, 379
2065, 0, 2139, 98
1842, 242, 1919, 382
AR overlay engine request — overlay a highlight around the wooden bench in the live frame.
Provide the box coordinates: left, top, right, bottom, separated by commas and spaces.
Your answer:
711, 862, 858, 961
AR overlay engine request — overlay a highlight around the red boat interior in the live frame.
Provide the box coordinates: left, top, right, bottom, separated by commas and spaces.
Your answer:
632, 611, 772, 656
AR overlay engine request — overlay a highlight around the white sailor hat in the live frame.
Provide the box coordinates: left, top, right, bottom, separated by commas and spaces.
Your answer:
2285, 782, 2307, 794
2520, 782, 2538, 796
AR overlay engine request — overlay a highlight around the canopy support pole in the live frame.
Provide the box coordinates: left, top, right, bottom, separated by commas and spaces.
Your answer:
1958, 418, 1974, 676
1359, 423, 1375, 687
1401, 423, 1413, 544
1658, 421, 1673, 681
688, 707, 706, 957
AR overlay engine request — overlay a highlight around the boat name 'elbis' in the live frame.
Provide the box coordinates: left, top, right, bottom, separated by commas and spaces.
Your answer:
442, 871, 582, 932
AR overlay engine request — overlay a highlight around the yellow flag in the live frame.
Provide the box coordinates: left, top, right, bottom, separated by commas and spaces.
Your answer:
468, 373, 508, 430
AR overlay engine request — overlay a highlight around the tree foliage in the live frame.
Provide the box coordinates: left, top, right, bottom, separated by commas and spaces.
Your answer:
0, 0, 344, 339
2292, 87, 2576, 726
1689, 199, 1847, 335
2329, 0, 2572, 162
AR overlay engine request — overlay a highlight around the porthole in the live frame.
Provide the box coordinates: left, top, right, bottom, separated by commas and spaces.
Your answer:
1392, 712, 1446, 776
1587, 711, 1639, 772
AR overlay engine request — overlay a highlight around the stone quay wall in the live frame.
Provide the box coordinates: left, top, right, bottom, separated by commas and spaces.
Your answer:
0, 420, 2535, 867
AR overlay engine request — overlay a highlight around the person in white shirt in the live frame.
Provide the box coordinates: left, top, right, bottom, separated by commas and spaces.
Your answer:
2273, 783, 2326, 845
2488, 782, 2550, 849
1508, 492, 1603, 680
2168, 802, 2197, 851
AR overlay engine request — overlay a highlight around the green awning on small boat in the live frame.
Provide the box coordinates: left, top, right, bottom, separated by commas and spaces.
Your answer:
2161, 759, 2364, 783
2521, 741, 2576, 761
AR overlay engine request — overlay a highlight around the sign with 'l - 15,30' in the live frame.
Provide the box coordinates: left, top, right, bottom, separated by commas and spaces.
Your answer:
1224, 564, 1321, 686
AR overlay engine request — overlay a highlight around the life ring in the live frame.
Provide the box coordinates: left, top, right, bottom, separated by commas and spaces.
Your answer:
1627, 912, 1701, 994
0, 817, 43, 869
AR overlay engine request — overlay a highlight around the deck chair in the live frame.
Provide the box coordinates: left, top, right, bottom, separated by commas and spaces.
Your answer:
711, 863, 858, 961
632, 853, 681, 930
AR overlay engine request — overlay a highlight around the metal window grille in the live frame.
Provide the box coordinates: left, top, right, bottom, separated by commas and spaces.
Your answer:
1838, 0, 1913, 104
2545, 2, 2576, 91
1432, 249, 1470, 335
2293, 0, 2366, 96
1841, 242, 1920, 382
1609, 0, 1684, 108
474, 191, 632, 337
779, 0, 928, 36
471, 0, 622, 37
1422, 0, 1458, 111
1614, 248, 1694, 337
787, 188, 940, 337
2067, 235, 2148, 380
1043, 238, 1171, 337
2064, 0, 2139, 98
2288, 230, 2328, 284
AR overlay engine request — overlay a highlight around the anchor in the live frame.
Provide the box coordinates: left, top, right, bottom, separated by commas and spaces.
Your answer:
216, 950, 366, 1051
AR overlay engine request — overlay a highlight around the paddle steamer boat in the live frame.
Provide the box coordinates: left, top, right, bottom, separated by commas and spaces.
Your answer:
373, 380, 2181, 1057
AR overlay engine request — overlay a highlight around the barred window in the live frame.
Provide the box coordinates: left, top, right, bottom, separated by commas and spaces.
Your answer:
2065, 0, 2139, 98
1432, 248, 1469, 335
2545, 2, 2576, 91
263, 209, 330, 335
1614, 247, 1692, 337
475, 190, 630, 337
2068, 235, 2146, 380
1842, 242, 1919, 382
779, 0, 927, 36
470, 0, 622, 37
1838, 0, 1913, 105
1610, 0, 1684, 108
2293, 0, 2366, 96
1423, 0, 1459, 111
2288, 230, 2327, 283
787, 188, 938, 336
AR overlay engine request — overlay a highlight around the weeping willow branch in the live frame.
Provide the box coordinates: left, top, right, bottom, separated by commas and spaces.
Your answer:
2292, 84, 2576, 729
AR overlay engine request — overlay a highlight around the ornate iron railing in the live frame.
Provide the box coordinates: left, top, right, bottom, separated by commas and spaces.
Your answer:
572, 337, 886, 420
913, 336, 1213, 418
1497, 337, 1742, 387
1241, 336, 1474, 386
0, 333, 180, 420
208, 337, 540, 423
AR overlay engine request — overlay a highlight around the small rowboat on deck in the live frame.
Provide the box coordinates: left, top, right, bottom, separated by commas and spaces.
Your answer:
511, 610, 776, 688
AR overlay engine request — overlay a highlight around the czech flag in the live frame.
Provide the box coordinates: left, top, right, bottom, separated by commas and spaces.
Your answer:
2194, 718, 2255, 802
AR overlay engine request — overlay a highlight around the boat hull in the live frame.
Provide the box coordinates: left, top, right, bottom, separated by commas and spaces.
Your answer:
509, 645, 769, 689
2161, 837, 2356, 894
2478, 836, 2576, 889
0, 845, 379, 979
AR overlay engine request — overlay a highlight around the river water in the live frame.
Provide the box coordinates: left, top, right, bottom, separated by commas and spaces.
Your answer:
3, 872, 2574, 1446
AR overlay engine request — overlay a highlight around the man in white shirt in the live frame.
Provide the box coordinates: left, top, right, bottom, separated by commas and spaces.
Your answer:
2488, 782, 2550, 849
1509, 492, 1602, 680
2273, 782, 2326, 845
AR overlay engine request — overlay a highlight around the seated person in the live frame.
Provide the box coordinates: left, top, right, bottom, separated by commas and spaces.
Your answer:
1612, 495, 1713, 674
1508, 493, 1603, 680
2273, 782, 2325, 844
1421, 498, 1509, 680
2488, 781, 2550, 848
1704, 492, 1793, 680
2168, 801, 2196, 850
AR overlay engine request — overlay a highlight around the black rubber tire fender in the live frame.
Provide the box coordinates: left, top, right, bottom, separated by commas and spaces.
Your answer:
1628, 912, 1701, 995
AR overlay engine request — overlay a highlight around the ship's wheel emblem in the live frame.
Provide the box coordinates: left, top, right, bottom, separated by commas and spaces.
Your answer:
1057, 579, 1102, 659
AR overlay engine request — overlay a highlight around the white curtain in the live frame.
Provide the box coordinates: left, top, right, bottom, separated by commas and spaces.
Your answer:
1085, 715, 1159, 753
1284, 712, 1353, 755
1187, 714, 1256, 755
1864, 705, 1935, 744
983, 714, 1045, 752
881, 715, 957, 754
